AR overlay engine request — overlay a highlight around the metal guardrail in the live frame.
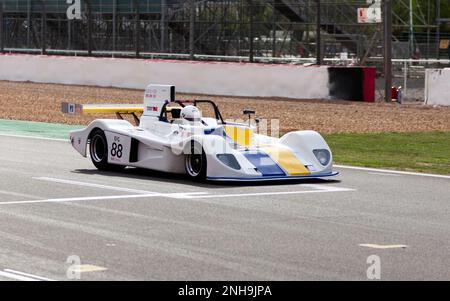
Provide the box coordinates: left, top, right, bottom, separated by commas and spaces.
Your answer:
2, 47, 320, 63
4, 48, 450, 66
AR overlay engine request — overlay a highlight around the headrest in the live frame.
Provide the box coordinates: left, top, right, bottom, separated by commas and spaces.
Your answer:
171, 108, 181, 119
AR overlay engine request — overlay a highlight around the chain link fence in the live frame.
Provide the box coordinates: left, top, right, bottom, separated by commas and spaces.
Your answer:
0, 1, 447, 59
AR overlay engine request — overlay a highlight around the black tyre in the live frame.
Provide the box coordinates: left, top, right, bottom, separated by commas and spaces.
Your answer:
89, 129, 125, 171
185, 141, 207, 181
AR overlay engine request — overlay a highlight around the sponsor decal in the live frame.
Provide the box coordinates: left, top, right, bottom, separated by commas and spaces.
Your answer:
145, 89, 158, 99
66, 0, 82, 20
68, 104, 76, 114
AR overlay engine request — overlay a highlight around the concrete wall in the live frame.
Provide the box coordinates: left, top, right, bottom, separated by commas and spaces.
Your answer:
425, 69, 450, 106
0, 54, 330, 99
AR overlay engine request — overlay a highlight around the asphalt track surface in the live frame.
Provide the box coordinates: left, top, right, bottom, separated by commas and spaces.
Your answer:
0, 135, 449, 281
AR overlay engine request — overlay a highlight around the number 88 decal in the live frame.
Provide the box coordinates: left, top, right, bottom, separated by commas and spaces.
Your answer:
111, 142, 123, 158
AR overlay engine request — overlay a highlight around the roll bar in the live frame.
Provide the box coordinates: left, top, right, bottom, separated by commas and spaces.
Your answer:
159, 99, 225, 124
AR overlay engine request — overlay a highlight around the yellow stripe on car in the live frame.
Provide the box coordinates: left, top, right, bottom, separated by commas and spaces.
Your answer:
223, 125, 309, 176
263, 146, 310, 176
82, 105, 144, 114
224, 125, 253, 147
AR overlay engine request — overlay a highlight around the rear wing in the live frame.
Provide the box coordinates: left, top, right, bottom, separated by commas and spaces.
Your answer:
62, 102, 144, 125
61, 83, 175, 120
61, 102, 144, 115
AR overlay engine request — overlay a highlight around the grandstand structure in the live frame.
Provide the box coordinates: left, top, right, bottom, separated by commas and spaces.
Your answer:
0, 1, 448, 63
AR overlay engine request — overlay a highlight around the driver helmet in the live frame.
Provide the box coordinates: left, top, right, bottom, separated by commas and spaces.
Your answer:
180, 105, 202, 122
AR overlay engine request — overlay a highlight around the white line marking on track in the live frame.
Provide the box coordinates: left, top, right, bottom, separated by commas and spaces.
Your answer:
0, 177, 354, 206
0, 194, 157, 205
0, 192, 209, 206
359, 244, 408, 249
182, 185, 355, 199
34, 177, 155, 194
0, 133, 67, 142
71, 265, 107, 273
3, 269, 55, 281
0, 269, 55, 281
35, 176, 210, 198
335, 165, 450, 179
303, 184, 354, 192
0, 271, 39, 281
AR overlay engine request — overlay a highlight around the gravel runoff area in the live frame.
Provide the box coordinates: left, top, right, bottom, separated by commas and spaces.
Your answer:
0, 80, 449, 134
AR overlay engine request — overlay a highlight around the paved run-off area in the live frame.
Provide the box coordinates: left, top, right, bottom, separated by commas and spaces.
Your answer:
0, 133, 449, 280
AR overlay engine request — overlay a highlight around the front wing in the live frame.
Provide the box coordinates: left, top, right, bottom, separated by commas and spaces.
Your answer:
207, 171, 339, 182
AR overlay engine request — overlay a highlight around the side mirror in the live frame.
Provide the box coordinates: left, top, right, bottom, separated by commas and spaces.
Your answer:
243, 108, 256, 127
243, 109, 255, 115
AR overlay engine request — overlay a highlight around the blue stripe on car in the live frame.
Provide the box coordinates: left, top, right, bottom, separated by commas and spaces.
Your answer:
243, 151, 286, 177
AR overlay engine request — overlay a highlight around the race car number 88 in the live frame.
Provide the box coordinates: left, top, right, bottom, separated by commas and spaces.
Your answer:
111, 143, 123, 158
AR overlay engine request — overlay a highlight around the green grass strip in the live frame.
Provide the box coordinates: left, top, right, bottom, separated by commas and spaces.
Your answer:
0, 119, 83, 140
324, 132, 450, 175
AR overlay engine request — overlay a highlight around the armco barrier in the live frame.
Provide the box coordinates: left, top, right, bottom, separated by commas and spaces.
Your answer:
0, 54, 376, 101
425, 69, 450, 106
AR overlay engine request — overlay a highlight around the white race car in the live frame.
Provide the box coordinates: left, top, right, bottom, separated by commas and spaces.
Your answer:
63, 84, 338, 181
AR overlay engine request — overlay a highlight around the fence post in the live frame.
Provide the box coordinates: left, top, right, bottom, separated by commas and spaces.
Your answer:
316, 0, 322, 65
113, 0, 117, 52
404, 60, 408, 97
271, 0, 276, 57
249, 0, 254, 62
436, 0, 440, 60
68, 19, 72, 50
189, 0, 195, 60
27, 0, 31, 48
383, 0, 392, 102
86, 0, 92, 56
161, 0, 167, 53
134, 0, 140, 57
41, 0, 46, 55
0, 1, 3, 53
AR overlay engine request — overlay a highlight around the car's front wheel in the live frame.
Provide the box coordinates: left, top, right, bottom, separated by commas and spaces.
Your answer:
89, 129, 125, 172
185, 141, 207, 181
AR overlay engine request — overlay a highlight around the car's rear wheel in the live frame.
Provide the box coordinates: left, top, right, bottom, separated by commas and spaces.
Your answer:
89, 129, 125, 171
185, 141, 207, 181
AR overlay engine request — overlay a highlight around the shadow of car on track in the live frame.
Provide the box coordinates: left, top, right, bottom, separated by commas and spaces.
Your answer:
71, 167, 341, 188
